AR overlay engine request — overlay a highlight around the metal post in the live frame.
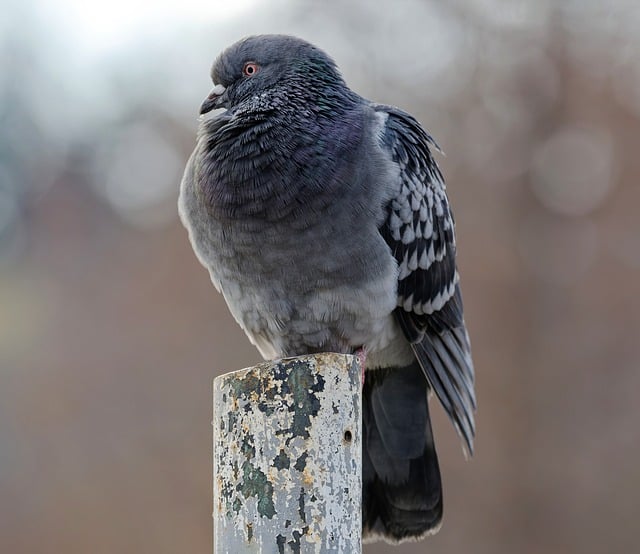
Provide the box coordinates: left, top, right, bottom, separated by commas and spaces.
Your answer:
213, 353, 362, 553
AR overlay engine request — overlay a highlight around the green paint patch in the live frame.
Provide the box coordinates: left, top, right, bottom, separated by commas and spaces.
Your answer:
293, 452, 308, 472
273, 449, 290, 470
237, 460, 276, 519
288, 530, 303, 554
227, 411, 237, 433
240, 434, 256, 459
257, 400, 275, 415
298, 487, 306, 523
285, 360, 325, 440
228, 372, 261, 399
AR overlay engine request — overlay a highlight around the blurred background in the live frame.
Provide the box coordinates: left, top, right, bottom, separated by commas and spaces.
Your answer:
1, 0, 639, 552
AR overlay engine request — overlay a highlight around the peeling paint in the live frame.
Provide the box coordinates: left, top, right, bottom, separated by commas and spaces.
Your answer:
237, 460, 276, 519
273, 449, 290, 470
213, 353, 362, 553
298, 488, 306, 523
285, 360, 325, 441
288, 528, 303, 553
293, 452, 308, 472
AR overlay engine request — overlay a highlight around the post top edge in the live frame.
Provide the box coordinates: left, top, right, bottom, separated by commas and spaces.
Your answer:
213, 352, 359, 387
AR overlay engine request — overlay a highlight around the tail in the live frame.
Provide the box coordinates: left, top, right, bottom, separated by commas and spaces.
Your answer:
362, 363, 442, 543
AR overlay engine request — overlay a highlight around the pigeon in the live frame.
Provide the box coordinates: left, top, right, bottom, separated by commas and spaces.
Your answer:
179, 34, 476, 544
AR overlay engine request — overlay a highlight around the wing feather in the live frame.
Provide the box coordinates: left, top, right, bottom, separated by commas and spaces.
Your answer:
375, 104, 476, 454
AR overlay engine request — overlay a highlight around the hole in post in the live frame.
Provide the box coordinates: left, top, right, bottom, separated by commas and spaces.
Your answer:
343, 429, 352, 443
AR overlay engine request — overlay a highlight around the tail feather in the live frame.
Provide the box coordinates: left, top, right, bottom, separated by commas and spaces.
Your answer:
362, 363, 443, 543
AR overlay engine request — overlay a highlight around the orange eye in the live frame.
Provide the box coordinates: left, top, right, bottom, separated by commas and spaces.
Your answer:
243, 62, 259, 77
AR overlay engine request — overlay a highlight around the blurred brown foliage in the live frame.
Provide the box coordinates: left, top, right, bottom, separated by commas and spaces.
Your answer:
1, 1, 639, 553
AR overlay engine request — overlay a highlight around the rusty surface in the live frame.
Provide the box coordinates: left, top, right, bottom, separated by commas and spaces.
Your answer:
213, 353, 362, 553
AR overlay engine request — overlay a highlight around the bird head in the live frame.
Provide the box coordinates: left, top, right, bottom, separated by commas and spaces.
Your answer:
200, 34, 348, 115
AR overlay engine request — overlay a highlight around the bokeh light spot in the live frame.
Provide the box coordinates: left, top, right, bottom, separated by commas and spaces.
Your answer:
531, 126, 614, 216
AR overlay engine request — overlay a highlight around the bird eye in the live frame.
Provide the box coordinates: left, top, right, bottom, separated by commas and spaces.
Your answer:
242, 62, 259, 77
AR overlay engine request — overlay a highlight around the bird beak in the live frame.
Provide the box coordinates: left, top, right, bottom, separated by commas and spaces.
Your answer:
200, 84, 227, 114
